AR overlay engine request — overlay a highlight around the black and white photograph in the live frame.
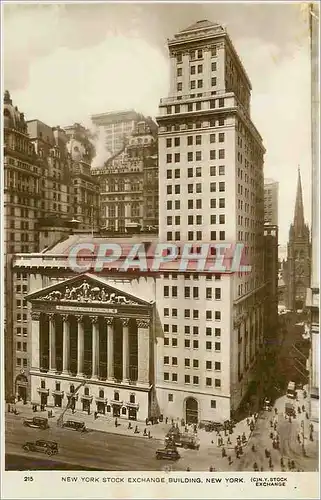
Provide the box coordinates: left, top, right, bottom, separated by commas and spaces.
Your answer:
1, 1, 320, 499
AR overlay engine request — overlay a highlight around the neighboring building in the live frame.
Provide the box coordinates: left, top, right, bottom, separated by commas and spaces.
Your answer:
156, 20, 266, 421
91, 110, 144, 157
264, 224, 279, 339
306, 2, 319, 421
15, 234, 159, 418
92, 118, 158, 232
3, 91, 101, 401
284, 168, 311, 311
264, 178, 278, 225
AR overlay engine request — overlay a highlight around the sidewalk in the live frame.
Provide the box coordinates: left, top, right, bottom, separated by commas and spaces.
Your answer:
8, 401, 257, 451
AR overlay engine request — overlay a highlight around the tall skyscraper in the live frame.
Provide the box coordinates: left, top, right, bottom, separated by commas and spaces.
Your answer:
91, 110, 144, 157
264, 178, 279, 225
306, 2, 319, 421
285, 168, 311, 311
156, 20, 266, 420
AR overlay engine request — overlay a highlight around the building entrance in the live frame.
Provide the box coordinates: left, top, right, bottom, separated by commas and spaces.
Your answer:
185, 397, 198, 424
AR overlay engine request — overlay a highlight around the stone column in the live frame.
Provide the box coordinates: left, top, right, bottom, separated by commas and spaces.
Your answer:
62, 315, 70, 375
48, 313, 56, 373
106, 318, 114, 381
137, 319, 150, 385
76, 315, 84, 377
91, 316, 99, 379
31, 311, 41, 370
121, 318, 130, 382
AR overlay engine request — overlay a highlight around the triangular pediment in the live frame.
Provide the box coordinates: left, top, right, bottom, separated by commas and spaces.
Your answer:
26, 273, 151, 307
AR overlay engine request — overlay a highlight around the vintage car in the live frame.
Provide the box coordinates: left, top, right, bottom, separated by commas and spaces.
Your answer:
62, 420, 87, 432
23, 417, 49, 430
198, 420, 224, 432
156, 448, 180, 461
179, 434, 200, 450
22, 440, 58, 456
263, 398, 272, 411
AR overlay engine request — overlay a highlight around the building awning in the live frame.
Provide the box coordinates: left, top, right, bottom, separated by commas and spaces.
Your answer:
52, 390, 64, 397
126, 402, 139, 409
110, 399, 123, 406
37, 388, 49, 395
81, 395, 93, 402
95, 397, 107, 404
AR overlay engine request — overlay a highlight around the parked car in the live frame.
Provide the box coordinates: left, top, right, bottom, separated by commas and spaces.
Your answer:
199, 420, 224, 432
22, 440, 58, 456
156, 448, 180, 460
180, 434, 200, 450
23, 417, 49, 430
62, 420, 87, 432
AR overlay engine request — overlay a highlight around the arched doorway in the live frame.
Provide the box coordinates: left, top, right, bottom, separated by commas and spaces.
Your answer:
185, 397, 198, 424
15, 373, 28, 402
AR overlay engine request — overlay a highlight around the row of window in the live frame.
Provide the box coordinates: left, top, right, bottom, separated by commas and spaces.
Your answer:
162, 273, 221, 281
166, 98, 225, 115
164, 323, 221, 336
177, 62, 217, 77
167, 214, 226, 226
176, 78, 217, 91
16, 327, 28, 336
162, 116, 225, 132
167, 392, 217, 409
16, 358, 28, 367
166, 230, 226, 241
166, 182, 225, 194
166, 165, 226, 179
164, 307, 221, 320
164, 357, 221, 370
176, 47, 217, 62
164, 338, 221, 350
16, 342, 27, 352
166, 198, 225, 210
166, 150, 225, 163
166, 133, 225, 148
41, 381, 137, 404
164, 372, 221, 387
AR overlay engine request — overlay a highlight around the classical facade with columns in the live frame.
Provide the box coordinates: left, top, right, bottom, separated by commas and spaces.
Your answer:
27, 275, 155, 421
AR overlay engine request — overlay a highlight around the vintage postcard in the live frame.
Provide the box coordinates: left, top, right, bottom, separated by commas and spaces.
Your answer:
1, 1, 319, 499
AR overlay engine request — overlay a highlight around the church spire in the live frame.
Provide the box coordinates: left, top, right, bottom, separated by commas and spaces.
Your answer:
293, 166, 305, 232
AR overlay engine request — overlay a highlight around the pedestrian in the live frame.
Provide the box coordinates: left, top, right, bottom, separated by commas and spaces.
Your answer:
209, 466, 214, 472
305, 412, 309, 419
186, 467, 191, 472
288, 459, 292, 470
280, 457, 284, 468
302, 405, 305, 412
274, 422, 277, 431
134, 425, 139, 434
94, 411, 98, 420
228, 456, 232, 465
265, 449, 269, 458
128, 422, 132, 430
269, 457, 273, 469
289, 416, 292, 423
8, 404, 11, 413
253, 462, 259, 472
309, 431, 313, 442
227, 436, 231, 445
165, 417, 168, 424
251, 444, 255, 452
297, 433, 301, 444
87, 407, 90, 416
221, 447, 226, 458
291, 460, 295, 470
148, 431, 151, 439
260, 467, 264, 472
246, 417, 250, 426
115, 417, 118, 427
143, 428, 147, 436
270, 419, 273, 428
171, 418, 174, 425
274, 408, 278, 415
310, 423, 314, 432
145, 418, 148, 426
298, 406, 301, 414
239, 445, 243, 455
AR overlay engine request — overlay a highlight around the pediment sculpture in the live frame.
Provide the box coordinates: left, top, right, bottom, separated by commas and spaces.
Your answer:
42, 280, 138, 305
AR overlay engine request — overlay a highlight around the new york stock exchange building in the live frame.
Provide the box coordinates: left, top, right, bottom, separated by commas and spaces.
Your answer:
11, 234, 266, 424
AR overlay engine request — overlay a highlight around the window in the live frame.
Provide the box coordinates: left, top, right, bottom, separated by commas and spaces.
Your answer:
172, 286, 177, 297
206, 327, 212, 336
172, 308, 177, 317
211, 231, 216, 240
172, 338, 178, 347
187, 152, 193, 162
185, 287, 190, 298
164, 337, 169, 346
219, 231, 225, 240
184, 310, 190, 319
166, 154, 172, 163
215, 362, 221, 371
17, 358, 21, 366
174, 137, 180, 147
206, 341, 212, 350
185, 339, 190, 348
187, 136, 193, 146
215, 379, 221, 388
219, 133, 225, 143
210, 199, 216, 208
211, 400, 216, 409
190, 66, 195, 75
167, 201, 172, 210
172, 373, 178, 382
193, 287, 199, 299
206, 310, 212, 320
168, 393, 173, 402
211, 62, 217, 71
164, 286, 169, 297
196, 199, 202, 209
17, 342, 21, 351
215, 288, 221, 300
195, 135, 202, 145
41, 380, 46, 389
210, 150, 216, 160
210, 182, 216, 192
218, 117, 225, 126
177, 68, 182, 77
218, 98, 224, 108
215, 328, 221, 337
206, 288, 212, 299
174, 153, 180, 163
193, 310, 199, 319
56, 382, 61, 391
188, 103, 193, 112
190, 80, 196, 89
185, 358, 190, 367
193, 359, 199, 368
219, 198, 225, 208
215, 311, 221, 321
177, 54, 182, 63
166, 138, 172, 148
195, 151, 202, 161
164, 372, 169, 381
206, 377, 212, 386
193, 340, 199, 349
219, 165, 225, 175
206, 361, 212, 370
99, 389, 104, 398
197, 80, 203, 88
210, 133, 216, 144
193, 376, 199, 385
167, 171, 172, 180
219, 214, 225, 224
172, 357, 178, 365
211, 77, 217, 86
197, 49, 202, 59
211, 215, 216, 224
215, 342, 221, 351
175, 104, 180, 114
177, 82, 182, 92
23, 342, 27, 352
219, 182, 225, 192
185, 375, 190, 384
164, 356, 169, 364
197, 64, 203, 73
219, 149, 225, 159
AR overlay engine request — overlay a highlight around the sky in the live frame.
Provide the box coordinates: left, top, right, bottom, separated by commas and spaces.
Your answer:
2, 2, 313, 244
